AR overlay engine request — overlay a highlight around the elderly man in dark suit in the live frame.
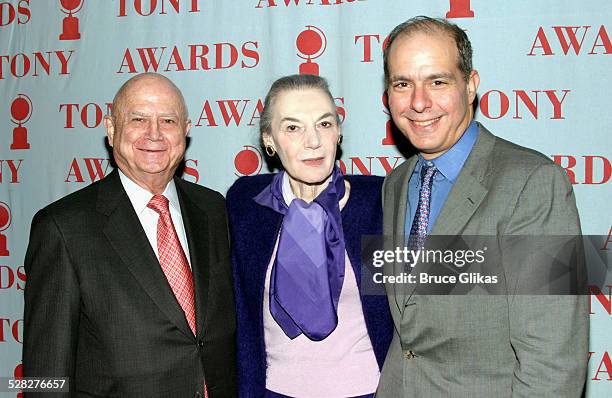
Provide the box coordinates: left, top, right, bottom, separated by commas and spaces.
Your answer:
377, 17, 588, 397
23, 73, 236, 397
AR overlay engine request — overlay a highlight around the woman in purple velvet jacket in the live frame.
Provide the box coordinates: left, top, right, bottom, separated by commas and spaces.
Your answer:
226, 74, 392, 398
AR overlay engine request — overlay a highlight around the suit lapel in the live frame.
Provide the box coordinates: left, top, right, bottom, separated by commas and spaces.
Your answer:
98, 171, 195, 339
405, 124, 495, 300
175, 180, 211, 339
430, 175, 487, 235
430, 124, 495, 236
388, 157, 418, 312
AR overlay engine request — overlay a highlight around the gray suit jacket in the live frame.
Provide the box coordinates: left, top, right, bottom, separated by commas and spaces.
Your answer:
377, 123, 588, 397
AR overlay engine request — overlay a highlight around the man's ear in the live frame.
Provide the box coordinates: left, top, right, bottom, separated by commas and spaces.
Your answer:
104, 115, 115, 147
467, 70, 480, 104
184, 119, 192, 137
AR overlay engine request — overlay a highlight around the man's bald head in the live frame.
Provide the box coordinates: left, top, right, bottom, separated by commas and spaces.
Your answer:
111, 72, 189, 123
104, 72, 192, 194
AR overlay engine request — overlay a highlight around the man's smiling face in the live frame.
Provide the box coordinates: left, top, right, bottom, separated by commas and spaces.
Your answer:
386, 31, 479, 159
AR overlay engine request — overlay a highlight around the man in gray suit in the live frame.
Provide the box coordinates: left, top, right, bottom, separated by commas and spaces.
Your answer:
377, 16, 588, 397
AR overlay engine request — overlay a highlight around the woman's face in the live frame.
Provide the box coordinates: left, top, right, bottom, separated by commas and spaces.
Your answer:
263, 88, 340, 187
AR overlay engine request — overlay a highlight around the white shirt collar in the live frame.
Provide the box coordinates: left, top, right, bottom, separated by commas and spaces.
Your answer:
118, 170, 181, 215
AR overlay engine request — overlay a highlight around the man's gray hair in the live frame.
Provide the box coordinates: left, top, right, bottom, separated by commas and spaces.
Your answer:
383, 16, 473, 87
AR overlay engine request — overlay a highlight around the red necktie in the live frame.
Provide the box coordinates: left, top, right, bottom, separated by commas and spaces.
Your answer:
148, 195, 208, 397
147, 194, 197, 336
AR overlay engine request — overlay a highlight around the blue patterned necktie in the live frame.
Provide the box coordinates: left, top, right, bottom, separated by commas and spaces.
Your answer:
408, 164, 437, 250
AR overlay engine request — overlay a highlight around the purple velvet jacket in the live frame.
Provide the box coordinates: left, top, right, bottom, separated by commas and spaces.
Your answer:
226, 174, 393, 398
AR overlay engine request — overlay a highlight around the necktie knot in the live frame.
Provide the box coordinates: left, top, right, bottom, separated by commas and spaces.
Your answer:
421, 164, 437, 184
147, 194, 170, 216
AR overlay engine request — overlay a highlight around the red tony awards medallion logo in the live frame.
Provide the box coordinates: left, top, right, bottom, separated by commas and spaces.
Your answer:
0, 201, 11, 256
234, 146, 262, 177
296, 25, 327, 76
10, 94, 32, 150
446, 0, 474, 18
59, 0, 83, 40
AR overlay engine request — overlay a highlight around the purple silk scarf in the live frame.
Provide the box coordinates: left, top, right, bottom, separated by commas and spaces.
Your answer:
254, 167, 346, 341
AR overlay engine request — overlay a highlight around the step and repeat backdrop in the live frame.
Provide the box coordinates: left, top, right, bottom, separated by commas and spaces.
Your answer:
1, 0, 611, 396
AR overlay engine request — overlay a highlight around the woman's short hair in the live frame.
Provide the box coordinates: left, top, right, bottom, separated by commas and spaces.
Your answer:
259, 74, 339, 139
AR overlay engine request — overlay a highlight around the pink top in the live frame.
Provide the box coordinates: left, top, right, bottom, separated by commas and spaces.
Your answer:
263, 244, 380, 397
263, 175, 379, 397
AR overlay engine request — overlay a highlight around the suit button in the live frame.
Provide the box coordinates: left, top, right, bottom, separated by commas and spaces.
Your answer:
198, 339, 205, 349
404, 350, 416, 359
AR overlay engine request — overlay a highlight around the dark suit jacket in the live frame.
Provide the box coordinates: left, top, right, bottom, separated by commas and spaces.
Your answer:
226, 174, 393, 398
23, 170, 237, 398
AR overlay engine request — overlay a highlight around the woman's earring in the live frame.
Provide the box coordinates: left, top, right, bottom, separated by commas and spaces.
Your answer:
265, 146, 276, 157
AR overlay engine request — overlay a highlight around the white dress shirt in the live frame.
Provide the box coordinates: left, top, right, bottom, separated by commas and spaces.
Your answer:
119, 170, 192, 268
